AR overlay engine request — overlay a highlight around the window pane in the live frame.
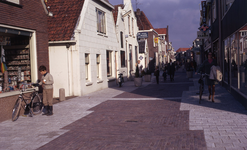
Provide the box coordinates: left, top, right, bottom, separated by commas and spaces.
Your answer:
107, 51, 112, 77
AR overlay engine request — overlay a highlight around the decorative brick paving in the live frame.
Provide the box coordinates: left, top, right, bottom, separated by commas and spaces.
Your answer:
37, 100, 206, 150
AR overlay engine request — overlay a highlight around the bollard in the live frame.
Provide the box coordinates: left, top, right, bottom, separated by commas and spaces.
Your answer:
59, 88, 65, 101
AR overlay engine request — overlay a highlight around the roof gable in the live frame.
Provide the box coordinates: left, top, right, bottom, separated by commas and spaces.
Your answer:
46, 0, 85, 41
154, 28, 167, 35
112, 4, 124, 24
135, 9, 153, 30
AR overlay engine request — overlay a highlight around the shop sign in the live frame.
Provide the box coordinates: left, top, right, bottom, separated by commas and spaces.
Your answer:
201, 1, 207, 24
149, 57, 153, 60
137, 32, 148, 39
197, 31, 209, 39
139, 56, 143, 60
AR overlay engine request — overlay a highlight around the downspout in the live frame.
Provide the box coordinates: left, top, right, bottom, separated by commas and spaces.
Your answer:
66, 44, 71, 96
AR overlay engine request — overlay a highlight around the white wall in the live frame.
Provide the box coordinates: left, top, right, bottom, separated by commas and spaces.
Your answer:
75, 0, 119, 95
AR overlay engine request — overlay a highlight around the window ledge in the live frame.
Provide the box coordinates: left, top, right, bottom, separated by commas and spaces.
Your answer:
0, 88, 35, 98
97, 79, 104, 83
107, 77, 116, 82
97, 33, 108, 38
85, 81, 93, 86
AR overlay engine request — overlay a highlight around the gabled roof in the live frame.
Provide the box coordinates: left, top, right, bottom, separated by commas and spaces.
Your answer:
135, 9, 153, 30
176, 48, 190, 52
154, 28, 167, 35
112, 4, 124, 24
45, 0, 85, 41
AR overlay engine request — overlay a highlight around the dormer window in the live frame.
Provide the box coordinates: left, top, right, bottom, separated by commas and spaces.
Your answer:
96, 8, 106, 34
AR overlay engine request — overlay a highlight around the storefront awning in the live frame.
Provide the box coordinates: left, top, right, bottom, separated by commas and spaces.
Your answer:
0, 27, 32, 37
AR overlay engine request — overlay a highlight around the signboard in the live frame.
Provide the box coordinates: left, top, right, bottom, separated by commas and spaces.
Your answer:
197, 31, 209, 39
154, 37, 159, 43
137, 32, 148, 39
139, 56, 143, 60
201, 1, 207, 24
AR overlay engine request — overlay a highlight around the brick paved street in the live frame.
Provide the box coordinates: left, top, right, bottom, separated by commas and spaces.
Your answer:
0, 68, 247, 150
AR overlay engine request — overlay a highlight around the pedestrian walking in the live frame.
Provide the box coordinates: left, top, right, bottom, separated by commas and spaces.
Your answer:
168, 60, 175, 81
39, 65, 54, 116
196, 52, 217, 102
154, 66, 159, 84
163, 64, 167, 81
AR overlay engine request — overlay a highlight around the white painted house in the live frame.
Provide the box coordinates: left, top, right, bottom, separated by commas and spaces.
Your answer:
46, 0, 119, 97
113, 0, 139, 80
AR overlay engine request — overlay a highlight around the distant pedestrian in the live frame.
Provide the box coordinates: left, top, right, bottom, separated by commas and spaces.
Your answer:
39, 65, 54, 116
154, 66, 159, 84
168, 60, 175, 81
196, 52, 217, 102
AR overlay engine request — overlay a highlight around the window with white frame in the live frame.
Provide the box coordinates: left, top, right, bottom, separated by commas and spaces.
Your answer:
132, 18, 134, 35
128, 16, 131, 35
85, 53, 90, 80
96, 8, 106, 34
106, 51, 112, 77
96, 54, 100, 78
120, 31, 123, 48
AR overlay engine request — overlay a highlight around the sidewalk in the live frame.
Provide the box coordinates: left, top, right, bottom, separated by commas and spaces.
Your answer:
0, 68, 247, 149
181, 73, 247, 149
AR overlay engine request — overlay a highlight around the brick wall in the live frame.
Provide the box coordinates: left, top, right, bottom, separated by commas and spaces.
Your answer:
0, 0, 49, 79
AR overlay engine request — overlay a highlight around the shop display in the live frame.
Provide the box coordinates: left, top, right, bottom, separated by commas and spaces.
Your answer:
0, 36, 32, 93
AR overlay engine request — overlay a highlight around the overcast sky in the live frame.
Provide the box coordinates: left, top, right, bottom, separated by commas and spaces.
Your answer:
108, 0, 201, 51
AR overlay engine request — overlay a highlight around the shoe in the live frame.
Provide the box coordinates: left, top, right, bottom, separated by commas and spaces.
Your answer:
46, 106, 53, 116
42, 106, 49, 115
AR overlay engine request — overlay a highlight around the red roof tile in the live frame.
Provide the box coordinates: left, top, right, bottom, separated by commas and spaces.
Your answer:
135, 9, 153, 30
154, 28, 167, 35
112, 4, 124, 24
176, 48, 190, 52
46, 0, 85, 41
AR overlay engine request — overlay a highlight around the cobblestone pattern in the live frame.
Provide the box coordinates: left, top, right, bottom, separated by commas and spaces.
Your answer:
180, 78, 247, 150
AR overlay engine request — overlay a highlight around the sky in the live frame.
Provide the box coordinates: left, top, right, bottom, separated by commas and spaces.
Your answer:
108, 0, 201, 51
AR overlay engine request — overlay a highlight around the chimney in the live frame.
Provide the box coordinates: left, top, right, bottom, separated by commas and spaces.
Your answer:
136, 8, 141, 16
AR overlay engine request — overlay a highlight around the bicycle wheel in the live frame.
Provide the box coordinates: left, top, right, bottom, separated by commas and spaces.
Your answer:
12, 98, 22, 121
31, 94, 43, 115
199, 84, 203, 104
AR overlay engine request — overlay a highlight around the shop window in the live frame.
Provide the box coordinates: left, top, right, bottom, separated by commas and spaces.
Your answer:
230, 34, 238, 89
239, 25, 247, 95
106, 51, 112, 77
85, 53, 89, 80
96, 54, 100, 78
0, 34, 32, 92
120, 51, 125, 68
224, 38, 229, 84
96, 8, 106, 34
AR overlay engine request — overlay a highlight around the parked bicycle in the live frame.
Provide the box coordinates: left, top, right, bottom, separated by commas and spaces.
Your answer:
12, 83, 43, 121
198, 72, 209, 104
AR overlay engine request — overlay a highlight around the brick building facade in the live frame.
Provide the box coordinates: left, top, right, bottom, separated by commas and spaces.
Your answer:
0, 0, 49, 121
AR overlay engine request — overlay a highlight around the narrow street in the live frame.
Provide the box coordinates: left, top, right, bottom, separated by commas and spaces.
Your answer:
1, 68, 247, 150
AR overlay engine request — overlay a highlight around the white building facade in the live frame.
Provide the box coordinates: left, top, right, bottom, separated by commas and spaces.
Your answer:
48, 0, 120, 97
